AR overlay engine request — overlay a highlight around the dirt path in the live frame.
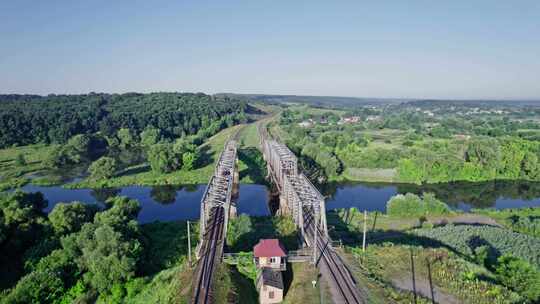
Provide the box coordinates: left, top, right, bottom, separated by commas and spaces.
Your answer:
432, 214, 502, 227
391, 276, 461, 304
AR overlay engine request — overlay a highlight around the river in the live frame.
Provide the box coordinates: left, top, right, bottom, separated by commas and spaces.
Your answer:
13, 180, 540, 223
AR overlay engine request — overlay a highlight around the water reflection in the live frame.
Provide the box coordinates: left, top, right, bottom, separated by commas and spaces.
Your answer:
15, 184, 271, 223
321, 180, 540, 211
90, 188, 121, 202
150, 185, 180, 205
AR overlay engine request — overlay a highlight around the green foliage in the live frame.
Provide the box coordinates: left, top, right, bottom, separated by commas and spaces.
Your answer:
55, 280, 87, 304
398, 137, 540, 184
61, 197, 142, 293
1, 249, 76, 304
413, 225, 540, 267
48, 202, 100, 235
386, 193, 452, 217
495, 255, 540, 302
0, 93, 247, 148
473, 207, 540, 237
227, 214, 252, 246
147, 143, 181, 173
139, 221, 197, 275
226, 215, 298, 252
117, 128, 137, 149
181, 152, 196, 171
88, 156, 118, 179
14, 154, 26, 166
140, 128, 161, 147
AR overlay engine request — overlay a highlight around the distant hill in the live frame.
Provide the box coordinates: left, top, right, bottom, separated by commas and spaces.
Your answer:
404, 99, 540, 108
216, 93, 540, 109
215, 93, 406, 108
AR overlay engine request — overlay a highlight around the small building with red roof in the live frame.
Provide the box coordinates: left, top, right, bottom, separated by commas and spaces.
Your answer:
254, 239, 287, 304
253, 239, 287, 271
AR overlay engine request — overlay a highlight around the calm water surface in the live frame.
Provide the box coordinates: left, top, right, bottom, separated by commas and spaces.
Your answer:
323, 180, 540, 212
15, 180, 540, 223
19, 184, 271, 223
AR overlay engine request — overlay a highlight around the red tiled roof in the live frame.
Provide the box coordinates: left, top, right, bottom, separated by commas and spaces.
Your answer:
253, 239, 287, 257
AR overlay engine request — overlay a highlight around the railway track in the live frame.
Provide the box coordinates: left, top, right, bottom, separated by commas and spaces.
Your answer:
191, 206, 225, 304
304, 207, 363, 304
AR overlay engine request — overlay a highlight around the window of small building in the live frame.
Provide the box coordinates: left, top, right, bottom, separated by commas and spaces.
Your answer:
269, 291, 274, 299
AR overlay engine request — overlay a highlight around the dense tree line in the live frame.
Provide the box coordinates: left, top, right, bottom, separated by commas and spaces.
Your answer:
0, 93, 248, 148
278, 104, 540, 184
398, 137, 540, 183
0, 191, 148, 303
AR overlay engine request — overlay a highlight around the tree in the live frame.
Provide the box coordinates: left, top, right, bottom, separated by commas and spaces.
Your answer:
522, 151, 540, 179
182, 152, 197, 171
147, 144, 181, 173
495, 255, 540, 302
117, 128, 136, 149
2, 250, 72, 304
140, 128, 161, 147
15, 153, 26, 166
61, 197, 142, 293
44, 146, 69, 168
66, 134, 90, 155
88, 157, 117, 179
49, 202, 99, 235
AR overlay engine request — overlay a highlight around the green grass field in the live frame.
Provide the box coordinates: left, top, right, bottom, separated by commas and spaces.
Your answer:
68, 125, 244, 188
0, 144, 57, 190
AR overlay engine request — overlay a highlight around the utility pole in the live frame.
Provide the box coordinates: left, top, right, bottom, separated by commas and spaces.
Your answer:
427, 258, 435, 304
411, 249, 417, 304
362, 210, 367, 252
187, 220, 192, 266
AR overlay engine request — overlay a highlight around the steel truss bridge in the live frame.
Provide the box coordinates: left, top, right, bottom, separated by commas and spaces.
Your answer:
190, 124, 362, 303
191, 139, 238, 304
259, 124, 363, 304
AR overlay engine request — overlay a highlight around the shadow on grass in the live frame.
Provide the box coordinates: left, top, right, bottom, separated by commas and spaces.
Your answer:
196, 145, 214, 168
230, 266, 259, 304
327, 210, 463, 257
282, 263, 294, 296
116, 163, 151, 177
227, 216, 300, 253
238, 148, 268, 185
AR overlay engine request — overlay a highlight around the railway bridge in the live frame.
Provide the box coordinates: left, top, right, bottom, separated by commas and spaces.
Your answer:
259, 124, 364, 304
191, 139, 238, 304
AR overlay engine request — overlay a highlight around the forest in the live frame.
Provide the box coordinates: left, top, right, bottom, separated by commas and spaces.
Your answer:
0, 93, 251, 191
0, 93, 248, 148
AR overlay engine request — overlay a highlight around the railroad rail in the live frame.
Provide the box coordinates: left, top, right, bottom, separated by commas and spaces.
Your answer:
191, 137, 238, 304
191, 206, 225, 304
258, 122, 363, 303
304, 206, 363, 304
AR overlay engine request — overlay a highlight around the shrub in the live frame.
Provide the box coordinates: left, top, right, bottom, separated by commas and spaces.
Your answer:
386, 193, 452, 217
495, 255, 540, 302
88, 157, 118, 179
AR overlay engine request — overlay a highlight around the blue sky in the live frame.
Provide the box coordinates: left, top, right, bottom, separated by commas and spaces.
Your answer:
1, 1, 539, 99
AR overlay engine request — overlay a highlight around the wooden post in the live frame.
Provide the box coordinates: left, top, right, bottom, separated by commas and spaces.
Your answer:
427, 258, 435, 304
362, 210, 367, 252
411, 249, 417, 304
187, 220, 192, 266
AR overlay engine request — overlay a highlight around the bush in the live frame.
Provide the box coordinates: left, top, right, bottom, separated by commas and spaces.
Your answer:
88, 157, 118, 179
386, 192, 452, 217
495, 255, 540, 302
